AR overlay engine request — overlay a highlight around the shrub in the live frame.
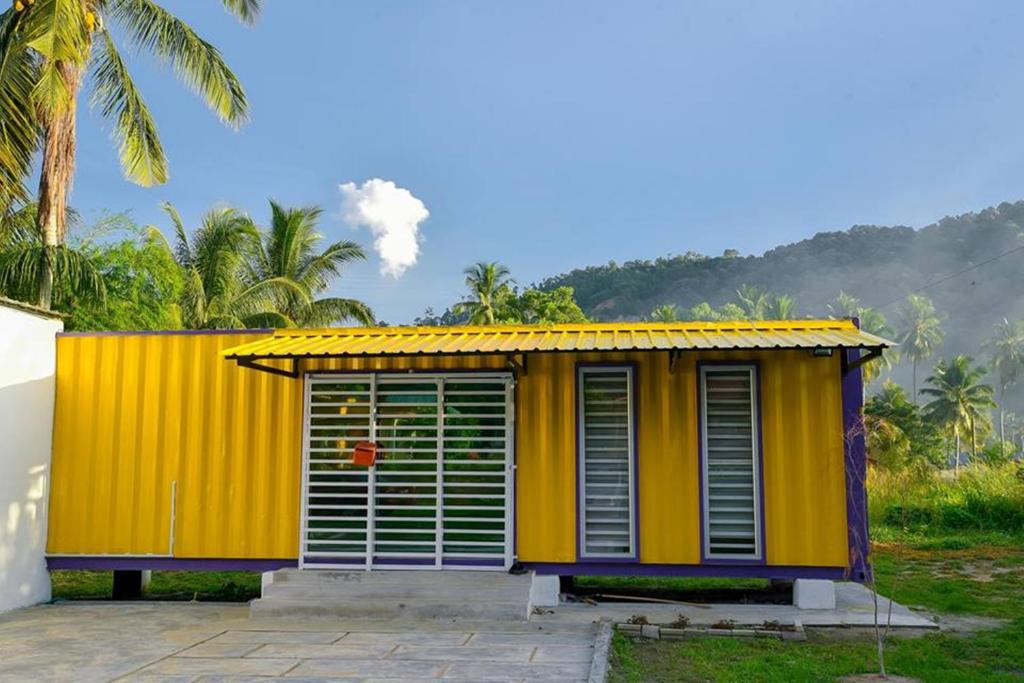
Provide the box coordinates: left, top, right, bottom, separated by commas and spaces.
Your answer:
869, 463, 1024, 533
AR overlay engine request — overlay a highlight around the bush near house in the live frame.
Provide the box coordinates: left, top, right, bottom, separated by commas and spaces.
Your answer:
869, 463, 1024, 533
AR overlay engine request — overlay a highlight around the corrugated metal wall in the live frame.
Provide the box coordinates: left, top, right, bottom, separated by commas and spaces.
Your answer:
513, 349, 848, 567
48, 334, 848, 567
48, 332, 302, 558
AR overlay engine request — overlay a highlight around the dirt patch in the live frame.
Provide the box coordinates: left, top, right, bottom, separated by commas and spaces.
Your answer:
932, 613, 1006, 633
872, 542, 1024, 561
840, 675, 921, 683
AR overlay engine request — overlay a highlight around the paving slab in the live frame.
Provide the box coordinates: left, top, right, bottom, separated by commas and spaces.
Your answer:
285, 658, 447, 678
246, 643, 395, 659
0, 601, 599, 683
387, 644, 537, 661
338, 631, 472, 646
531, 644, 596, 663
209, 630, 347, 645
177, 643, 263, 658
139, 657, 300, 677
442, 660, 591, 680
467, 631, 591, 646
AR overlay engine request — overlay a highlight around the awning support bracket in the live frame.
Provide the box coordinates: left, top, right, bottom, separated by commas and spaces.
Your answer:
669, 349, 683, 374
235, 357, 301, 379
842, 347, 883, 375
506, 353, 527, 376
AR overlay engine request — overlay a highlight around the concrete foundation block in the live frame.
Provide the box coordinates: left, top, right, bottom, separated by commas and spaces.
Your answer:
793, 579, 836, 610
529, 572, 560, 608
261, 570, 275, 596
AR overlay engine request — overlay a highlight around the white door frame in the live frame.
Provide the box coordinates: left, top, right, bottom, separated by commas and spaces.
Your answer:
299, 371, 515, 571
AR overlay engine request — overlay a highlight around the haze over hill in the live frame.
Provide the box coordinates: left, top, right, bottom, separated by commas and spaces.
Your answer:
540, 200, 1024, 366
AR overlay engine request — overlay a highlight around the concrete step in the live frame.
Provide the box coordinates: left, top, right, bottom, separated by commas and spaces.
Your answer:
250, 569, 533, 621
250, 596, 529, 621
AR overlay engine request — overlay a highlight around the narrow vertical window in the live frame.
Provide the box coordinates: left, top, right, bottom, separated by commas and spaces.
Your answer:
700, 365, 762, 560
578, 366, 635, 558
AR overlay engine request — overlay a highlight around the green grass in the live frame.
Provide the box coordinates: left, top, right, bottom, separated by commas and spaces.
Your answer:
609, 529, 1024, 682
610, 619, 1024, 683
50, 570, 261, 602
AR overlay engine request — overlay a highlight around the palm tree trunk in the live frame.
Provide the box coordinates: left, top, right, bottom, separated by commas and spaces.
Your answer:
911, 359, 918, 405
970, 415, 977, 462
999, 386, 1006, 460
35, 61, 82, 310
955, 428, 961, 476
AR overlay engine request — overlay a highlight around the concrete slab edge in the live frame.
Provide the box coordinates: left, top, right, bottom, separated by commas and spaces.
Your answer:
588, 619, 613, 683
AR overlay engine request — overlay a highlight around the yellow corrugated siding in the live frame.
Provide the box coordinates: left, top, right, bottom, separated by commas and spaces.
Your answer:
222, 319, 890, 359
48, 333, 303, 558
513, 350, 848, 567
48, 335, 849, 568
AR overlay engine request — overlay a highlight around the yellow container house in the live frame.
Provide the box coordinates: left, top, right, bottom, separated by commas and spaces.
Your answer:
46, 320, 887, 581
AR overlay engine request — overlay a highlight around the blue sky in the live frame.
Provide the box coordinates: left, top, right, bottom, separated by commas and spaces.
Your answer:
72, 1, 1024, 323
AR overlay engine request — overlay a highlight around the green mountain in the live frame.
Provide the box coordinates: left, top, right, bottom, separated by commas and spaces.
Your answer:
539, 200, 1024, 362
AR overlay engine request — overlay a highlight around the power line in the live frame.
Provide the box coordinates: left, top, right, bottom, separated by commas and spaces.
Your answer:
875, 242, 1024, 310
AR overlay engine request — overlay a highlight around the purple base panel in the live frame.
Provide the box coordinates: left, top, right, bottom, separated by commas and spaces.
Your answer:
304, 556, 506, 567
47, 556, 297, 572
523, 562, 852, 581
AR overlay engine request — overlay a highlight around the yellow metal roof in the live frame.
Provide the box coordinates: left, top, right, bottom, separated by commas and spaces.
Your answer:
221, 320, 891, 359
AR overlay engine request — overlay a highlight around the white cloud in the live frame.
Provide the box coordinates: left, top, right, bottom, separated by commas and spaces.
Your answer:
339, 179, 429, 278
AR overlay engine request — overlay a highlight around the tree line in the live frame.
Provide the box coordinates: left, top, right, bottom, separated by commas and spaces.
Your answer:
0, 202, 373, 331
0, 0, 261, 310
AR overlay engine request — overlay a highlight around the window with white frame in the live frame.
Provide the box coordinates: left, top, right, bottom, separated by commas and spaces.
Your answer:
699, 364, 762, 560
578, 366, 635, 558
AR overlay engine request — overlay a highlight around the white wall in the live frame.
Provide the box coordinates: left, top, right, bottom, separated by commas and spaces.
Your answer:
0, 303, 62, 612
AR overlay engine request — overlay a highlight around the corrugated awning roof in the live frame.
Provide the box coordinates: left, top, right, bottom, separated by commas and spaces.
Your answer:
221, 320, 892, 360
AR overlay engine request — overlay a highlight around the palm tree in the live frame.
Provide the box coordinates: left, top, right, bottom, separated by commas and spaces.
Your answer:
921, 356, 995, 473
455, 262, 513, 325
764, 294, 797, 320
649, 304, 679, 322
247, 201, 374, 327
827, 291, 861, 320
735, 284, 767, 319
0, 202, 103, 307
0, 0, 258, 309
827, 292, 899, 382
985, 318, 1024, 457
896, 294, 944, 402
149, 203, 301, 329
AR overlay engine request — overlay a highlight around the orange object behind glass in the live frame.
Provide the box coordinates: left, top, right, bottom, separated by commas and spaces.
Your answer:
352, 441, 377, 466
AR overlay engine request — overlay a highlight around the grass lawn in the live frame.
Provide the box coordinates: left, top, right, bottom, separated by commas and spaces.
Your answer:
50, 570, 261, 602
610, 530, 1024, 682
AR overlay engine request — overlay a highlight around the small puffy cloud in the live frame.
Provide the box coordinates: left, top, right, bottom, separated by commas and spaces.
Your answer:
339, 179, 429, 277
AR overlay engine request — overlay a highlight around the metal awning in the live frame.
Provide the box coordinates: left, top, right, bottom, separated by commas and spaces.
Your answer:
221, 320, 891, 376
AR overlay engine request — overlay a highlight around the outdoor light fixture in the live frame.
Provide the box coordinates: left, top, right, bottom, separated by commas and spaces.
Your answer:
811, 347, 834, 357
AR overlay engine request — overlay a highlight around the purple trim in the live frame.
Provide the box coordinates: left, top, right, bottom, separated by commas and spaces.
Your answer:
842, 317, 872, 582
58, 328, 272, 338
303, 556, 506, 567
46, 556, 296, 571
696, 361, 767, 565
523, 562, 848, 580
575, 362, 640, 563
442, 557, 506, 567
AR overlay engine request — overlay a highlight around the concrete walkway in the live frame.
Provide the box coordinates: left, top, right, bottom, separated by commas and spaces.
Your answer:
0, 603, 599, 682
541, 582, 937, 629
